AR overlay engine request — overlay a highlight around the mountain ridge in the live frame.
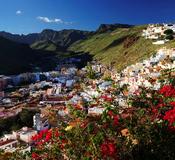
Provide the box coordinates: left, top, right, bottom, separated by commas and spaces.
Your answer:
96, 23, 134, 33
1, 23, 162, 75
0, 29, 91, 48
0, 23, 133, 47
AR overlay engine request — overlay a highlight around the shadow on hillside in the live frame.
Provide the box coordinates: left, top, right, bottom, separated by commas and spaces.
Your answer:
32, 49, 60, 72
58, 51, 93, 69
102, 35, 128, 51
1, 42, 93, 75
76, 52, 93, 68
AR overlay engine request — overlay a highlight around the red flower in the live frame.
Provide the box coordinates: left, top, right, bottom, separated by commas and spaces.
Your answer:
45, 131, 52, 142
62, 139, 68, 144
170, 101, 175, 108
32, 135, 37, 141
100, 140, 117, 158
159, 85, 175, 97
36, 141, 43, 146
32, 129, 50, 143
113, 115, 119, 126
163, 108, 175, 127
55, 131, 59, 137
100, 143, 108, 155
107, 110, 120, 126
151, 108, 157, 114
108, 143, 117, 156
157, 103, 165, 108
108, 110, 114, 117
151, 108, 159, 119
60, 139, 68, 149
101, 95, 113, 102
80, 120, 89, 128
106, 97, 113, 102
32, 152, 41, 160
102, 122, 109, 129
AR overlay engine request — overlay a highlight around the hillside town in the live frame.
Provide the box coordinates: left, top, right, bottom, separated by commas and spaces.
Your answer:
1, 0, 175, 158
1, 45, 175, 156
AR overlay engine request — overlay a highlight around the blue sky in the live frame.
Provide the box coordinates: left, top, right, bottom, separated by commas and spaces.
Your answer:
0, 0, 175, 34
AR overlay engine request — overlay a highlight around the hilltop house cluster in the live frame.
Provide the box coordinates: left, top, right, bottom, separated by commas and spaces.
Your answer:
142, 23, 175, 44
1, 47, 175, 154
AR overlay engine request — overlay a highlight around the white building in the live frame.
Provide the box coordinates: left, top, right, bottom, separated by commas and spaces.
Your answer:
0, 139, 18, 151
12, 127, 37, 143
33, 114, 50, 131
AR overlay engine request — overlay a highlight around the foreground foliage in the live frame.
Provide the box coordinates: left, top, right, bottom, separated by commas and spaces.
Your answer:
2, 73, 175, 160
29, 79, 175, 159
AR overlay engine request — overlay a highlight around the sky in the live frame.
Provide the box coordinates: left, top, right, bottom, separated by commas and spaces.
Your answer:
0, 0, 175, 34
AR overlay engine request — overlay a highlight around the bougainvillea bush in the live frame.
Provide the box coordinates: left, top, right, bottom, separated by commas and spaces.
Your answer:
6, 75, 175, 160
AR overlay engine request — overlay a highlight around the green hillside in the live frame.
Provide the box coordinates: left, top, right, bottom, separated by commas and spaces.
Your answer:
31, 40, 60, 52
69, 25, 175, 71
31, 40, 85, 59
1, 24, 175, 75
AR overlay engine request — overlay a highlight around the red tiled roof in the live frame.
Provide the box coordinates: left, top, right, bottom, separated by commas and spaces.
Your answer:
0, 139, 17, 146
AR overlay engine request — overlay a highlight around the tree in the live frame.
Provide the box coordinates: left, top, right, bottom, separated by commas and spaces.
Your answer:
86, 65, 96, 79
166, 34, 174, 40
164, 29, 174, 35
19, 109, 38, 127
164, 29, 174, 40
0, 116, 18, 136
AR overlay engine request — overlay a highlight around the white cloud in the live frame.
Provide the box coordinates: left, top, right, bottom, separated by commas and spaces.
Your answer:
16, 10, 22, 15
37, 16, 72, 25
